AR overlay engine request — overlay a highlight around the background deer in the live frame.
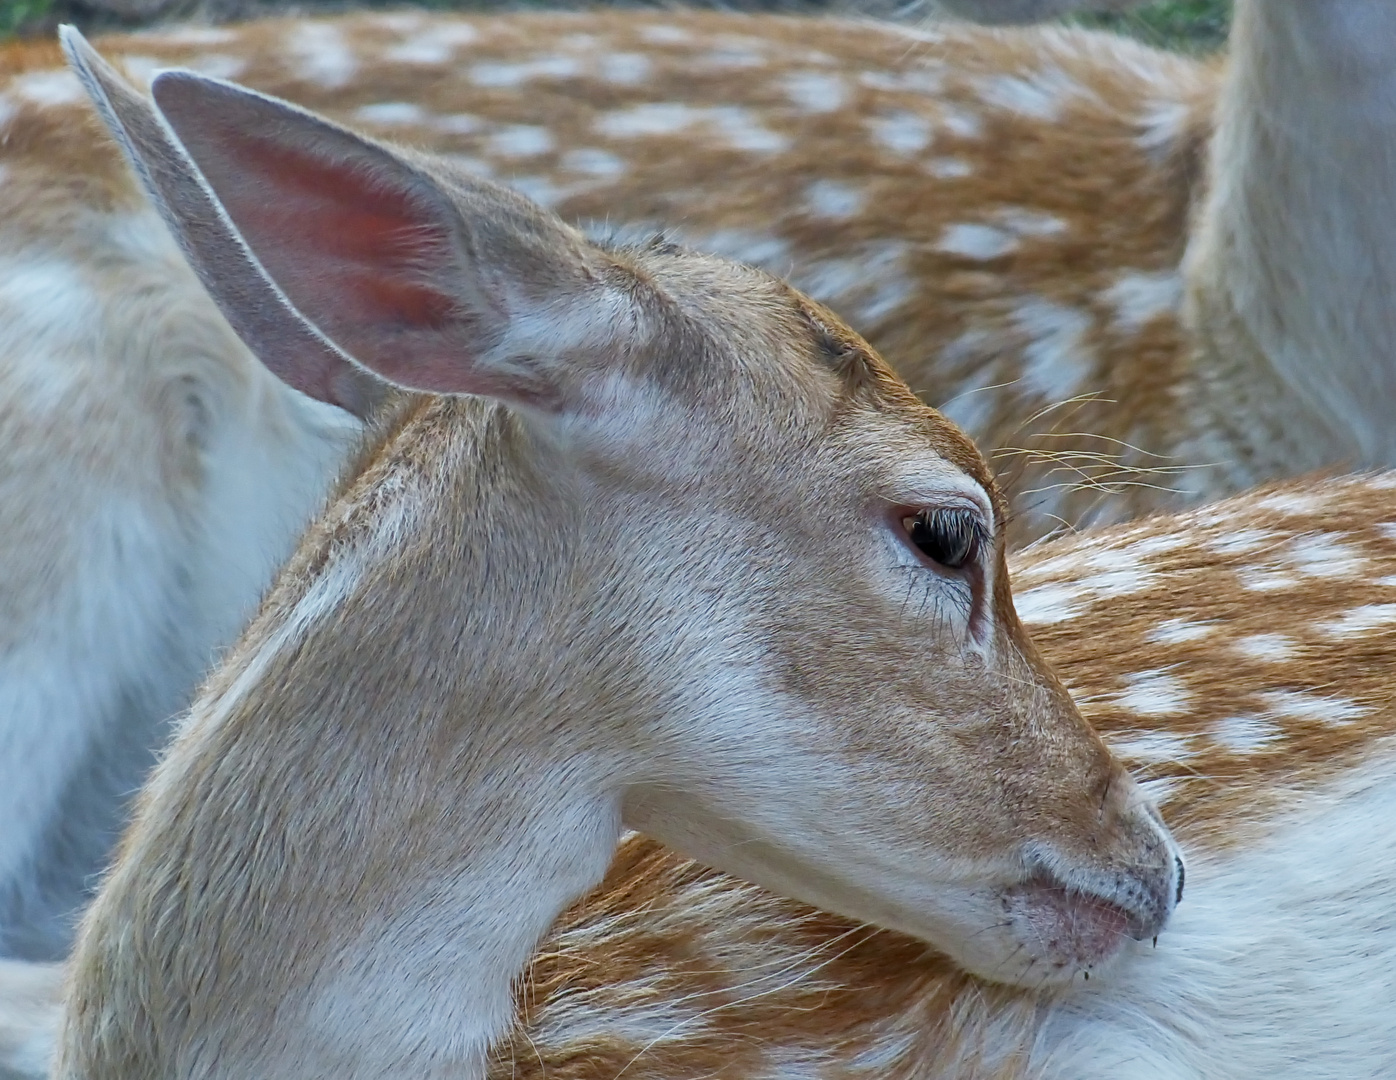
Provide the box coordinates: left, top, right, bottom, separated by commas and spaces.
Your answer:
0, 0, 1386, 984
44, 35, 1182, 1078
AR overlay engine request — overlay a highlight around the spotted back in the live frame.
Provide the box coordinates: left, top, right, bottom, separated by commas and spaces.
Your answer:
0, 11, 1219, 541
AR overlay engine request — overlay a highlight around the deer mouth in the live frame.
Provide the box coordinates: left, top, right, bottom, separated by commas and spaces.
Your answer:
998, 875, 1148, 974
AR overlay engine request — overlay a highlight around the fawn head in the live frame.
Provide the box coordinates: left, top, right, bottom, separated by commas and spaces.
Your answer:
64, 29, 1180, 987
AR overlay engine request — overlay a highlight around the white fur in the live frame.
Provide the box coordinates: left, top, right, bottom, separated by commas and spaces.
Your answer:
1030, 753, 1396, 1079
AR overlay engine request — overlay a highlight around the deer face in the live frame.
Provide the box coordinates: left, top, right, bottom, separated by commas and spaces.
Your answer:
584, 258, 1183, 986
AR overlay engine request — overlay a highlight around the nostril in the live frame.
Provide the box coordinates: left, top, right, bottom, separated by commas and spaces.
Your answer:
1175, 857, 1186, 904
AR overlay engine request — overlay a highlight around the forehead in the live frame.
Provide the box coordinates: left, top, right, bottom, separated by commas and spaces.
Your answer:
630, 246, 997, 497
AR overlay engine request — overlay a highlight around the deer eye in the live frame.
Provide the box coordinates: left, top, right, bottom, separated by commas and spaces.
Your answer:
902, 507, 986, 570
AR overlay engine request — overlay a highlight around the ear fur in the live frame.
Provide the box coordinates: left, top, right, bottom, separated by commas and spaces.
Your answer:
62, 29, 648, 415
61, 26, 385, 418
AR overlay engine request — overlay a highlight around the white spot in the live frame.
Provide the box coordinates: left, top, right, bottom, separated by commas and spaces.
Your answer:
1236, 566, 1299, 592
936, 344, 1000, 432
1379, 575, 1396, 588
384, 22, 478, 65
925, 157, 973, 179
186, 53, 247, 80
560, 148, 627, 178
596, 102, 699, 138
857, 68, 945, 95
1081, 547, 1153, 596
1108, 728, 1192, 765
937, 223, 1016, 260
941, 106, 983, 139
783, 71, 846, 113
488, 125, 556, 158
1286, 533, 1366, 578
599, 53, 652, 84
287, 23, 358, 90
432, 114, 485, 135
1128, 533, 1188, 557
1114, 670, 1191, 717
868, 110, 932, 155
709, 106, 788, 154
788, 241, 913, 325
353, 102, 426, 127
1013, 298, 1096, 402
12, 70, 85, 106
1147, 618, 1214, 646
151, 25, 236, 45
693, 228, 792, 270
1320, 604, 1396, 638
703, 44, 766, 69
1209, 528, 1280, 554
471, 55, 581, 88
1260, 690, 1366, 726
805, 180, 864, 221
994, 208, 1067, 238
1013, 583, 1088, 625
0, 96, 15, 131
1254, 491, 1323, 516
1210, 714, 1282, 755
507, 175, 565, 208
1378, 521, 1396, 541
595, 103, 786, 153
1138, 99, 1193, 158
1233, 634, 1297, 662
974, 64, 1088, 122
1102, 270, 1182, 332
639, 24, 690, 44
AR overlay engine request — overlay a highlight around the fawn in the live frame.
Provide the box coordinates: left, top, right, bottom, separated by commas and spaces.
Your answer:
38, 33, 1183, 1079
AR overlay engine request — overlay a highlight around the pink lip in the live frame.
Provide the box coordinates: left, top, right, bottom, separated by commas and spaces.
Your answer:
1000, 877, 1136, 973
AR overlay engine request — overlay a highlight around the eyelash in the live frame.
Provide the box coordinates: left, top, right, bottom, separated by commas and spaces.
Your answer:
900, 507, 988, 571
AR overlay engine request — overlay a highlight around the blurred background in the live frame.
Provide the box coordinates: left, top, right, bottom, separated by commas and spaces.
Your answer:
0, 0, 1230, 53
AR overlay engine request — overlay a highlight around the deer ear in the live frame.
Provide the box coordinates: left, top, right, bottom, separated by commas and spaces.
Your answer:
61, 27, 383, 418
62, 30, 641, 415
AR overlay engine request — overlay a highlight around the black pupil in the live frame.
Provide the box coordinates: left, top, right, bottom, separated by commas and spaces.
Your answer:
908, 510, 978, 569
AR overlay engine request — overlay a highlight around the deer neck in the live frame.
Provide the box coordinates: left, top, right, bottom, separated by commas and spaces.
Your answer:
1181, 0, 1396, 482
59, 397, 641, 1080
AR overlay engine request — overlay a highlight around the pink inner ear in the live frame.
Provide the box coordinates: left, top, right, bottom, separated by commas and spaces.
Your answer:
211, 128, 461, 349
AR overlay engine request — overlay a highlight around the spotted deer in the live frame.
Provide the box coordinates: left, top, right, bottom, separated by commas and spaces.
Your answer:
0, 0, 1385, 985
34, 32, 1188, 1080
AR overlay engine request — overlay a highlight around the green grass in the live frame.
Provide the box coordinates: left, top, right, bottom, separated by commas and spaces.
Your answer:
1, 0, 53, 36
1070, 0, 1230, 52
